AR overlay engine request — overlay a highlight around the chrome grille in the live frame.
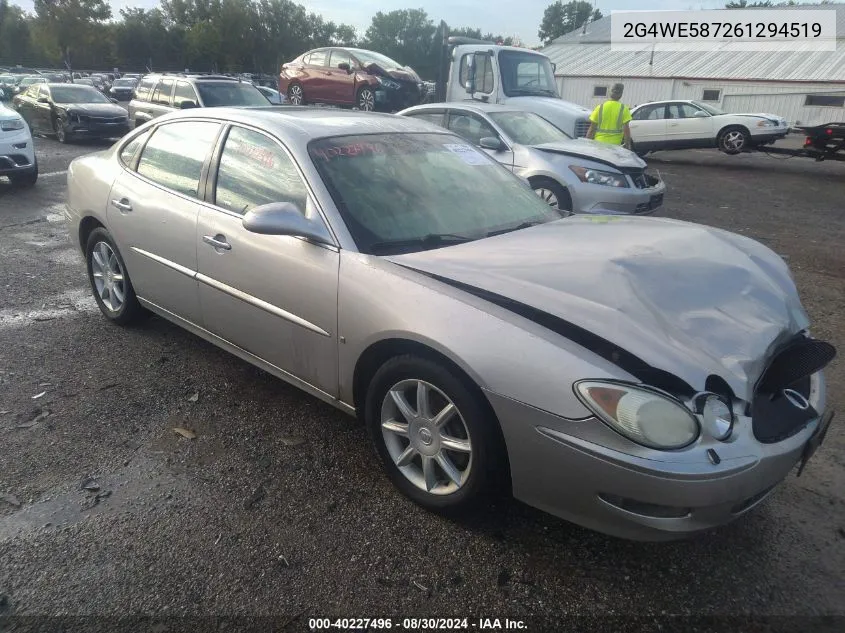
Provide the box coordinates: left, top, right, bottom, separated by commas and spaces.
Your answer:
574, 118, 590, 137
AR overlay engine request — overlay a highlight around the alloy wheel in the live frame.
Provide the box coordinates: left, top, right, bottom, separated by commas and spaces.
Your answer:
380, 379, 473, 495
90, 241, 126, 312
288, 84, 303, 105
359, 89, 375, 112
723, 130, 745, 152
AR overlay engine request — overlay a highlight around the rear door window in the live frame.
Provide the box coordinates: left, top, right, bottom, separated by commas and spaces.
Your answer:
307, 50, 327, 67
135, 77, 156, 101
151, 79, 174, 106
406, 112, 446, 128
136, 121, 220, 197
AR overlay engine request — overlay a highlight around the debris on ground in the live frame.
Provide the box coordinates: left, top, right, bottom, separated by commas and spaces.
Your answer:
1, 493, 22, 508
81, 478, 100, 492
31, 391, 46, 399
188, 392, 199, 402
173, 427, 197, 439
16, 408, 50, 429
412, 580, 429, 593
243, 485, 266, 510
280, 436, 305, 447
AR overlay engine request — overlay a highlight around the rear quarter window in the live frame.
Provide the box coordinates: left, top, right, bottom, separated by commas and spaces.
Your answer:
135, 78, 156, 101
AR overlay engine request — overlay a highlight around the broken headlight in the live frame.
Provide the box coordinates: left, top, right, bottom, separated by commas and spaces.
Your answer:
569, 166, 629, 188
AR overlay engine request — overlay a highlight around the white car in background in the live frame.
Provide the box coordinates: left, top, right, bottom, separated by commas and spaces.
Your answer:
0, 101, 37, 187
630, 100, 789, 155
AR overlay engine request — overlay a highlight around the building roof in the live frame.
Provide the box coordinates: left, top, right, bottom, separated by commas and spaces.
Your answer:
543, 4, 845, 83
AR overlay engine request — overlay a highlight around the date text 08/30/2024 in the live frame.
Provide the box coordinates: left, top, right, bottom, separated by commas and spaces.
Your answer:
309, 618, 527, 630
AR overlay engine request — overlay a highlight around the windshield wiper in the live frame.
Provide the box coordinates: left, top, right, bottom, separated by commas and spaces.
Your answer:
486, 220, 544, 238
369, 233, 475, 254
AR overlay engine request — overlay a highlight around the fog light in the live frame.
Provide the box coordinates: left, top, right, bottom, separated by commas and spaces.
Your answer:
702, 395, 733, 440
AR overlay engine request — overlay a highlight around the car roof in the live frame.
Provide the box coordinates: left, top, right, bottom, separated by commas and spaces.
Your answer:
632, 100, 694, 109
149, 107, 450, 144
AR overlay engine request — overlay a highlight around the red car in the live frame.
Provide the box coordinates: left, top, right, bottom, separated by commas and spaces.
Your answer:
279, 47, 424, 112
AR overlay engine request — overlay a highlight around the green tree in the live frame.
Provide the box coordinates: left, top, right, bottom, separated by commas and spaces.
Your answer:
0, 0, 35, 64
363, 9, 437, 77
538, 1, 602, 45
32, 0, 112, 66
725, 1, 773, 7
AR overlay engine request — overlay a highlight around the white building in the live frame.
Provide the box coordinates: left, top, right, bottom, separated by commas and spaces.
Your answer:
541, 4, 845, 127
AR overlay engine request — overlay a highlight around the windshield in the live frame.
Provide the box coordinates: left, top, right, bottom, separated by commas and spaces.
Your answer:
350, 49, 404, 70
196, 82, 268, 106
691, 101, 724, 116
51, 86, 110, 104
499, 51, 558, 98
309, 133, 562, 255
113, 79, 136, 87
489, 111, 570, 145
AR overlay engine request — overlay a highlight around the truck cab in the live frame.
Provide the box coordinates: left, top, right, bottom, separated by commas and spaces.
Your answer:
445, 41, 591, 138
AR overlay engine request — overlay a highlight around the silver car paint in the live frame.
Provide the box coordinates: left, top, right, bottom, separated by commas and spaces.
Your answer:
65, 107, 828, 540
399, 102, 666, 215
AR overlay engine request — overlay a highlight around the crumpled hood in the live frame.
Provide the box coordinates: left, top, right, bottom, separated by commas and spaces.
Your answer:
364, 63, 421, 84
390, 216, 809, 401
732, 112, 787, 125
60, 103, 127, 116
533, 138, 646, 169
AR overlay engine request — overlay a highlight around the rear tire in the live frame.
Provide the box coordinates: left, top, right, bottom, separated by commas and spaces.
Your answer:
365, 355, 507, 514
9, 159, 38, 187
530, 177, 573, 215
287, 82, 304, 106
85, 227, 145, 325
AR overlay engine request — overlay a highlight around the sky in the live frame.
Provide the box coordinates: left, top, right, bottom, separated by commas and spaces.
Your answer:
7, 0, 787, 47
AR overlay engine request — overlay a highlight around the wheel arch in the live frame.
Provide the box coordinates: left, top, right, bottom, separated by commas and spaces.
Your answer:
78, 215, 105, 252
716, 123, 751, 143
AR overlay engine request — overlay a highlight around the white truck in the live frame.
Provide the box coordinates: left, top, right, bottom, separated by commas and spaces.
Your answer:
441, 37, 592, 138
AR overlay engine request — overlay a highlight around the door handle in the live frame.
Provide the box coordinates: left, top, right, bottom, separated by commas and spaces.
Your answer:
111, 198, 132, 212
203, 234, 231, 251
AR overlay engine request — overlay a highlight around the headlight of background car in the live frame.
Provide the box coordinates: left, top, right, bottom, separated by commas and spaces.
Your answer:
569, 166, 629, 188
375, 76, 401, 90
575, 381, 700, 450
756, 120, 775, 128
0, 118, 25, 131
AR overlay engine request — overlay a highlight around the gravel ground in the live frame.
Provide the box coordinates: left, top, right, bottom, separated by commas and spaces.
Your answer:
0, 134, 843, 632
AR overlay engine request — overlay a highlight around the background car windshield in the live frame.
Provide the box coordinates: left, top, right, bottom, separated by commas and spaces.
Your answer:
51, 86, 109, 104
196, 82, 268, 106
489, 111, 570, 145
309, 133, 562, 255
692, 101, 724, 115
21, 77, 45, 86
113, 79, 136, 87
350, 50, 403, 69
498, 51, 558, 97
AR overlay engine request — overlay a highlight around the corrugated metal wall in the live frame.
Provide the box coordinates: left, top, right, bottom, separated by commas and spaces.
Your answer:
557, 76, 845, 126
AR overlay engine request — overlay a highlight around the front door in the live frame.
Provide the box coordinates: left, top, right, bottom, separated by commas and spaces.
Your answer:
196, 124, 339, 395
106, 120, 222, 325
327, 49, 357, 104
666, 102, 716, 146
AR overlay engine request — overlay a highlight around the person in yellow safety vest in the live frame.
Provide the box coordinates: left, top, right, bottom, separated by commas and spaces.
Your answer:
586, 83, 633, 149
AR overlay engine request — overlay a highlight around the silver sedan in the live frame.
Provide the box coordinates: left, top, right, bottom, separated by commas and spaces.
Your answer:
65, 107, 835, 540
399, 102, 666, 216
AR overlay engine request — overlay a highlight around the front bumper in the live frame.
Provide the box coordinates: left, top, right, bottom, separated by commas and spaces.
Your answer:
486, 373, 827, 541
374, 84, 422, 112
751, 129, 789, 145
572, 177, 666, 216
0, 127, 35, 175
65, 118, 130, 139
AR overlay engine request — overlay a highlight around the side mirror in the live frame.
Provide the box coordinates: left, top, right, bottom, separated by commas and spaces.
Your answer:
338, 62, 351, 73
110, 97, 119, 103
693, 111, 708, 118
180, 100, 198, 109
479, 136, 503, 151
242, 202, 332, 244
37, 97, 50, 104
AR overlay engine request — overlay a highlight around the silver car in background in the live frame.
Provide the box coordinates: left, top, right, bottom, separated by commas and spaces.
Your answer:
65, 107, 834, 541
399, 102, 666, 215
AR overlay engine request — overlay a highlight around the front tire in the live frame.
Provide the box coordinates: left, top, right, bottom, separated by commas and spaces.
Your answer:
530, 177, 573, 216
9, 158, 38, 187
85, 228, 144, 325
53, 117, 71, 144
718, 126, 750, 155
365, 355, 506, 513
357, 86, 376, 112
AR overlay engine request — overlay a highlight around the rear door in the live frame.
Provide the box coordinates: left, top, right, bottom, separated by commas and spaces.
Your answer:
327, 49, 356, 104
302, 50, 330, 102
149, 78, 175, 119
129, 76, 157, 126
195, 124, 339, 395
106, 120, 222, 325
629, 103, 669, 149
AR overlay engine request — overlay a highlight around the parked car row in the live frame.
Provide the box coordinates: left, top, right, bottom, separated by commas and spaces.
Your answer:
63, 106, 835, 542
